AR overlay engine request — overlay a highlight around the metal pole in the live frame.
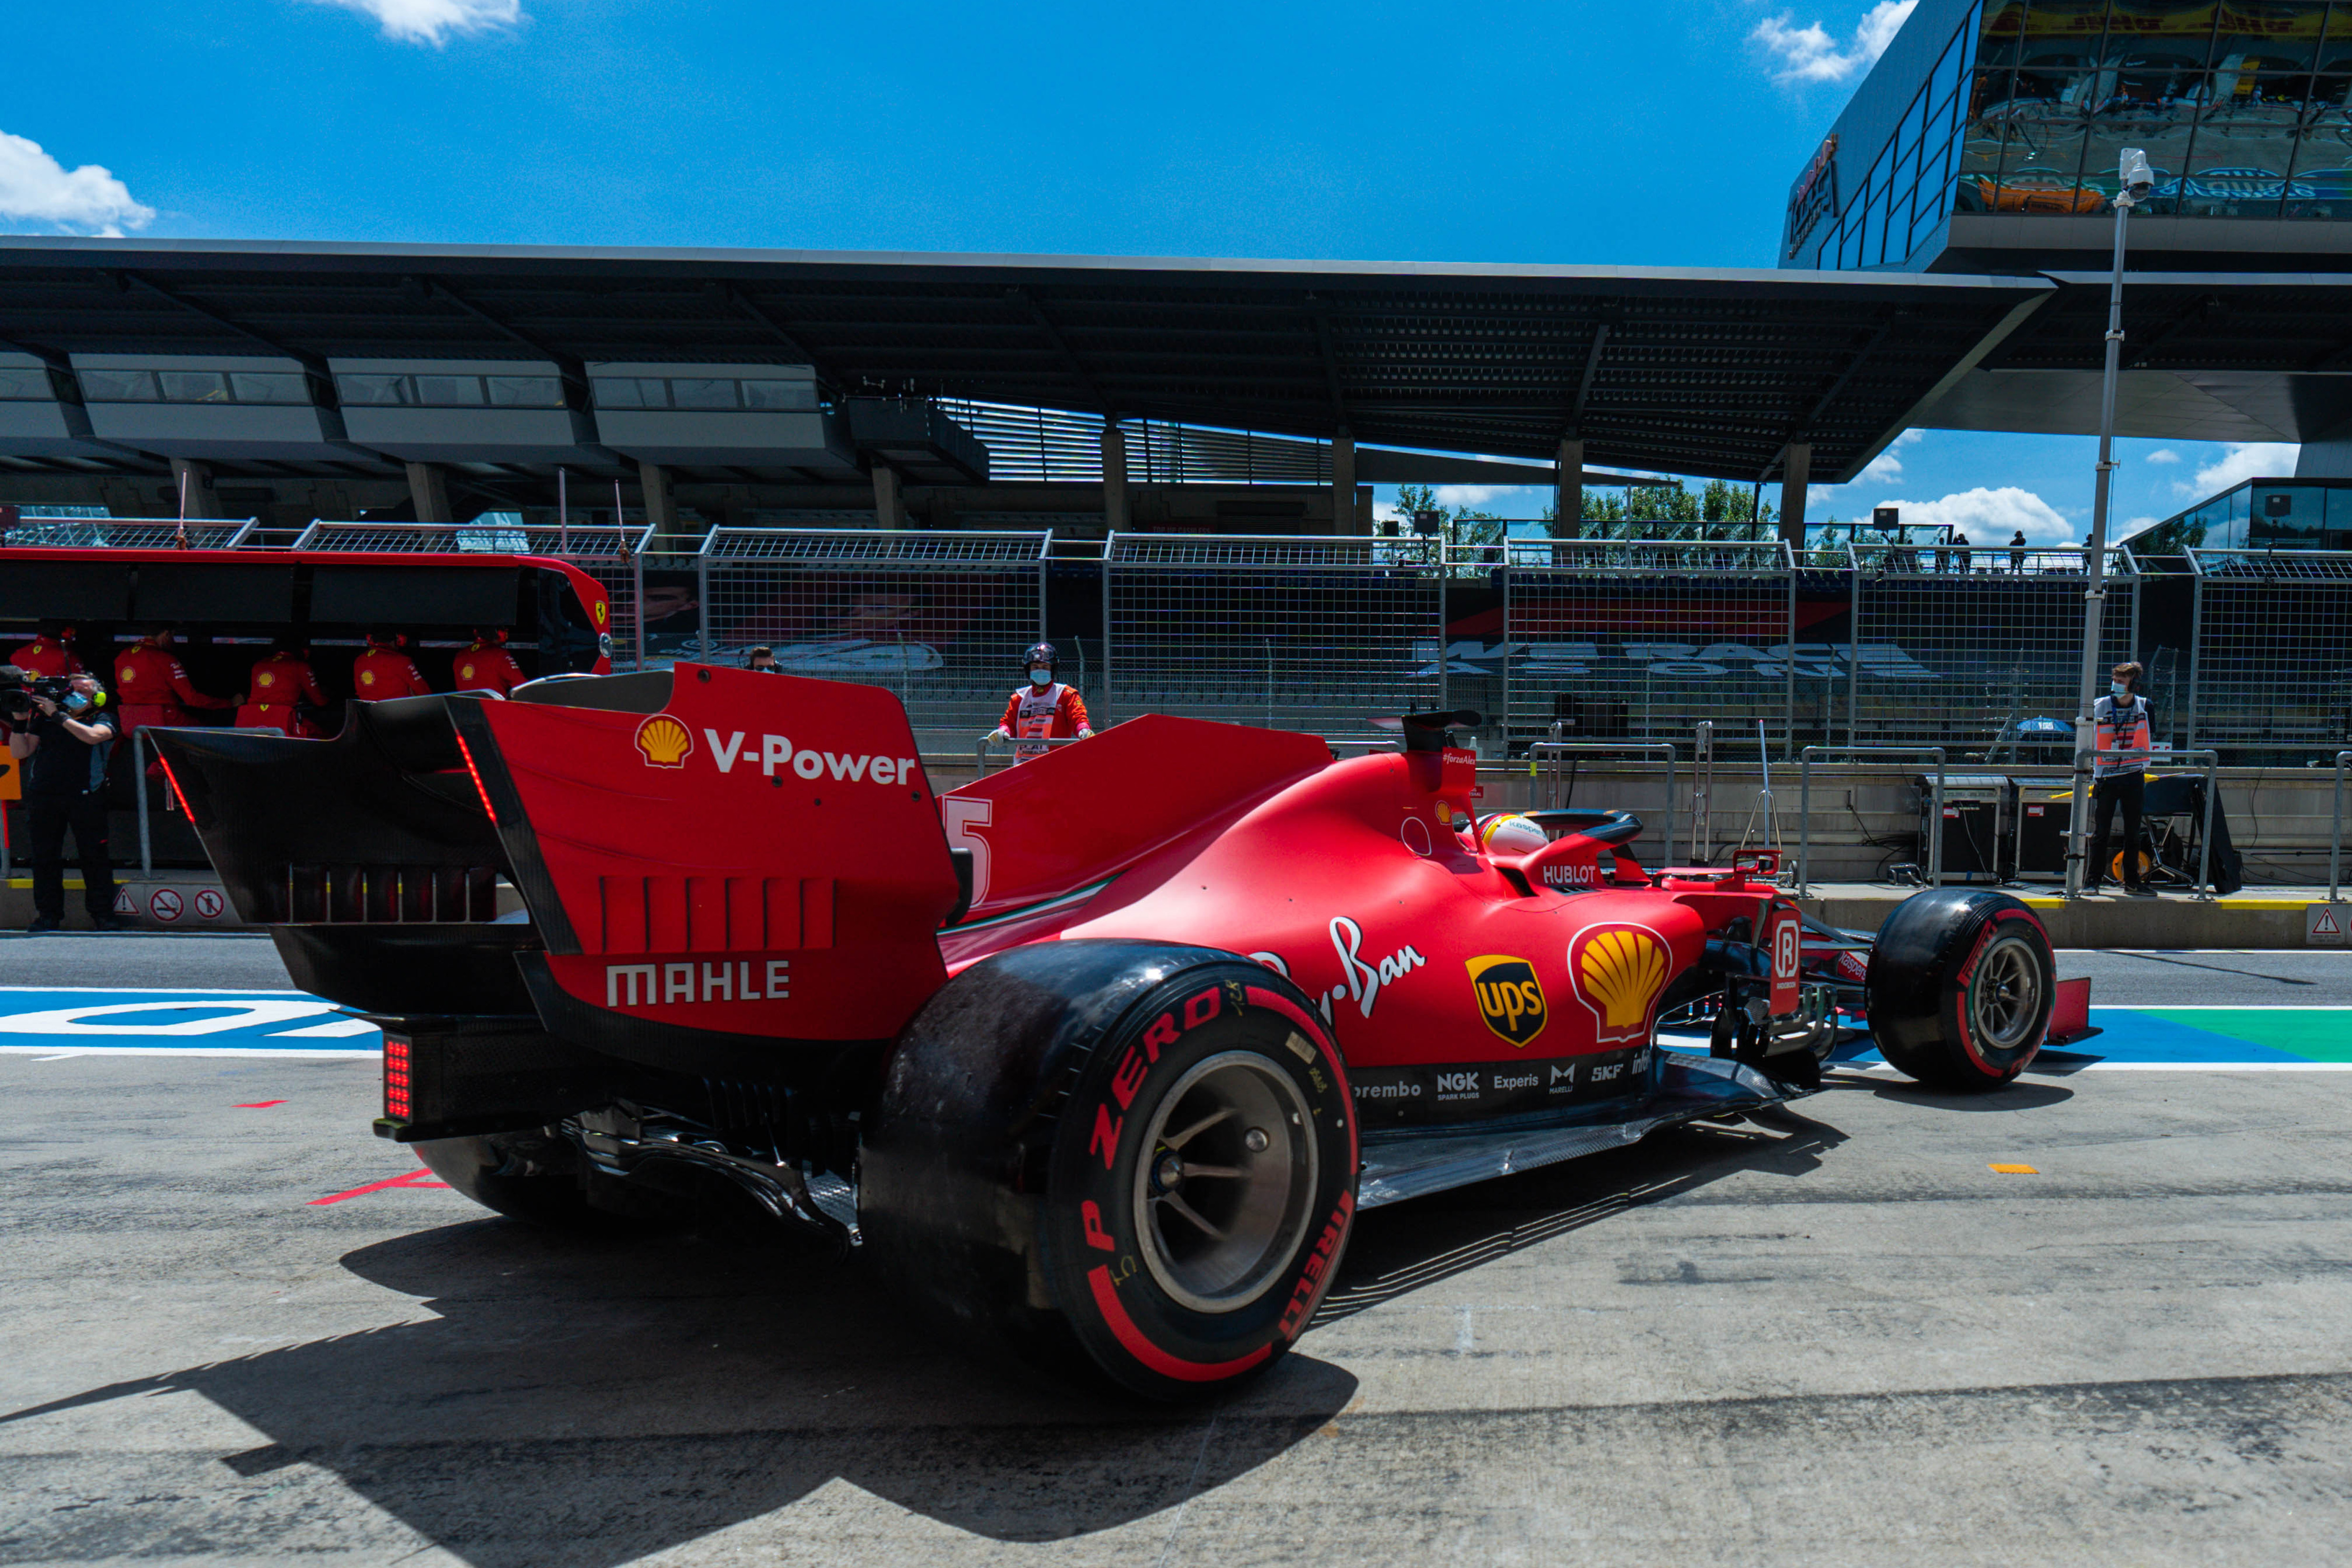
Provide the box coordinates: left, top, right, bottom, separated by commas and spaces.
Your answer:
2197, 750, 2218, 899
1101, 533, 1115, 726
1847, 555, 1861, 750
2067, 157, 2140, 898
557, 466, 569, 554
2332, 750, 2350, 906
1692, 720, 1713, 863
136, 729, 152, 877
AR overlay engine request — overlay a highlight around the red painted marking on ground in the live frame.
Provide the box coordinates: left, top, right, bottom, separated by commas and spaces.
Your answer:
307, 1168, 450, 1206
234, 1100, 287, 1109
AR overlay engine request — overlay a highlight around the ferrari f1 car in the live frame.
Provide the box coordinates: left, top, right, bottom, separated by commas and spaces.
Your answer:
152, 667, 2062, 1398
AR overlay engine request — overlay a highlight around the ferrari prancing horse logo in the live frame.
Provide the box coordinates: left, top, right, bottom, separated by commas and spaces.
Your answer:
1466, 955, 1547, 1047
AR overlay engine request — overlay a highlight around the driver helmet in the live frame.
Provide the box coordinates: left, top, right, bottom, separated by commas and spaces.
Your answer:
1023, 642, 1057, 684
1476, 812, 1551, 857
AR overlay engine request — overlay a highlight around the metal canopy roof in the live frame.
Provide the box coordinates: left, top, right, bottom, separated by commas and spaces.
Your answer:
0, 238, 2056, 485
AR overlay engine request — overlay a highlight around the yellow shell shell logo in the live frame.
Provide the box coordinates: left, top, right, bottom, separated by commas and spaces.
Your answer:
1568, 925, 1669, 1044
257, 671, 276, 688
122, 666, 138, 682
359, 669, 376, 687
634, 713, 694, 769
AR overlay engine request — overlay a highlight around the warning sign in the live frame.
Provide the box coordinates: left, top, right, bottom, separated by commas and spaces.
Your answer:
193, 888, 225, 920
148, 888, 183, 924
112, 887, 136, 914
2310, 904, 2348, 947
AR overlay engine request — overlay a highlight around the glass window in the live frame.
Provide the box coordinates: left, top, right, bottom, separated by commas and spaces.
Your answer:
158, 370, 230, 403
228, 372, 308, 404
0, 367, 52, 400
411, 375, 486, 406
593, 376, 670, 408
1976, 0, 2033, 70
1897, 89, 1931, 164
2180, 90, 2296, 215
79, 369, 156, 402
1929, 23, 1969, 112
2326, 485, 2352, 543
486, 375, 563, 407
741, 378, 816, 411
336, 373, 410, 405
2286, 103, 2352, 215
1894, 143, 1922, 217
1997, 123, 2095, 211
667, 377, 739, 410
2213, 4, 2326, 75
2249, 484, 2326, 544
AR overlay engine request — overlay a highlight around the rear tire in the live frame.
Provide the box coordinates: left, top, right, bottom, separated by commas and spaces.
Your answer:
860, 941, 1359, 1400
1867, 889, 2054, 1091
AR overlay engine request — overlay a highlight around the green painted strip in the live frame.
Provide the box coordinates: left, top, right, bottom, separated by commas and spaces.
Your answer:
2139, 1009, 2352, 1062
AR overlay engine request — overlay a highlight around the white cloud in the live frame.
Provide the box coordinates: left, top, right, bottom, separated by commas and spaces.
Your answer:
1432, 484, 1542, 510
1870, 486, 2076, 544
2178, 441, 2298, 496
1859, 426, 1922, 482
0, 130, 153, 236
1752, 0, 1916, 84
306, 0, 523, 45
2145, 448, 2180, 464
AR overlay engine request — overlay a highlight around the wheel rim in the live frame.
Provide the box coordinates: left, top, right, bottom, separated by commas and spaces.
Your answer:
1132, 1050, 1317, 1313
1967, 933, 2044, 1053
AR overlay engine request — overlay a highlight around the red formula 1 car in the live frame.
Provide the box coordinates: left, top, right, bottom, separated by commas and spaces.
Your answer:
153, 667, 2062, 1397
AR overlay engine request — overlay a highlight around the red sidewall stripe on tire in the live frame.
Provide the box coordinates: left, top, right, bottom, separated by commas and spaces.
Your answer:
1087, 1263, 1275, 1382
1952, 906, 2046, 1078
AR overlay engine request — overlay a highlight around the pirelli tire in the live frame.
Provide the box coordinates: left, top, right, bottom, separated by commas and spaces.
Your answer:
415, 1128, 688, 1232
1866, 888, 2055, 1092
859, 940, 1360, 1400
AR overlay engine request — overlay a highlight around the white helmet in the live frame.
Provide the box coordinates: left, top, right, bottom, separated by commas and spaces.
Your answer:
1476, 812, 1550, 857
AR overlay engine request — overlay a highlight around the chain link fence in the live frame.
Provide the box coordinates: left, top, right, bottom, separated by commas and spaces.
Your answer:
2186, 549, 2352, 758
1103, 534, 1444, 732
693, 528, 1050, 753
1495, 539, 1797, 756
1848, 546, 2138, 759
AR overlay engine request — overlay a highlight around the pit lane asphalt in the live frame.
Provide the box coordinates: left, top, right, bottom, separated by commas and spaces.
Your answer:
3, 945, 2351, 1566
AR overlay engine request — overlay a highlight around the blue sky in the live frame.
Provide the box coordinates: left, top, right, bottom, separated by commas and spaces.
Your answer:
0, 0, 2284, 540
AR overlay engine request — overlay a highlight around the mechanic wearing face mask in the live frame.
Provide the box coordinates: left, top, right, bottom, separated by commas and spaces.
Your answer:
986, 641, 1093, 763
8, 672, 131, 932
2088, 660, 2154, 896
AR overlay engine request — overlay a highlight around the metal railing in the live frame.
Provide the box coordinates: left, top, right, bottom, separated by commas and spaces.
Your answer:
1796, 747, 1947, 896
1528, 740, 1677, 868
975, 733, 1086, 776
3, 516, 259, 550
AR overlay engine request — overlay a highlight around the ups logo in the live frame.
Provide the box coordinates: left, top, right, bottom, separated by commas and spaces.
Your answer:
1466, 954, 1547, 1047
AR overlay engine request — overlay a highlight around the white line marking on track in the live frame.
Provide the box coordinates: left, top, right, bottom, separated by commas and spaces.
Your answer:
0, 1044, 378, 1059
269, 1016, 378, 1038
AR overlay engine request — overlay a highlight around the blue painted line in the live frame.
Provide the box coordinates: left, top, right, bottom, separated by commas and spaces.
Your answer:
0, 987, 380, 1056
1665, 1004, 2347, 1070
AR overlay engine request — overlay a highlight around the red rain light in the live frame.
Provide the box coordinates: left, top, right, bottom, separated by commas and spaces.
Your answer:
451, 731, 498, 825
383, 1037, 412, 1120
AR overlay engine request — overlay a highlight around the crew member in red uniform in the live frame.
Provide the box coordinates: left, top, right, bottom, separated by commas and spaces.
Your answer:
237, 637, 329, 735
451, 627, 527, 696
987, 641, 1092, 763
8, 621, 83, 679
112, 625, 234, 737
352, 630, 433, 701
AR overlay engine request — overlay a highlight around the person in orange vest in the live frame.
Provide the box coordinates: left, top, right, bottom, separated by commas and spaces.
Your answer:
352, 629, 433, 701
451, 627, 527, 696
237, 636, 329, 736
8, 621, 83, 679
986, 641, 1092, 763
113, 624, 235, 737
2088, 659, 2155, 896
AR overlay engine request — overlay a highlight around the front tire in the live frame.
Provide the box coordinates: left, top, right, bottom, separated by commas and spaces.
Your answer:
860, 942, 1359, 1400
1867, 889, 2054, 1091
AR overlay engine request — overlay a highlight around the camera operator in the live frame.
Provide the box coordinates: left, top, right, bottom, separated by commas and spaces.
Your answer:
7, 672, 130, 932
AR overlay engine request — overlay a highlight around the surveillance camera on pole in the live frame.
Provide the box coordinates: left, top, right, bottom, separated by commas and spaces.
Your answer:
2065, 148, 2150, 897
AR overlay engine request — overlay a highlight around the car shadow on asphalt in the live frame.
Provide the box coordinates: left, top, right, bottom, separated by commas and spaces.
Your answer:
1315, 1105, 1849, 1325
1, 1220, 1357, 1564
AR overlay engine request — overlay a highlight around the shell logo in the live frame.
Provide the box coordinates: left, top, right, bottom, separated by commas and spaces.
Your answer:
257, 671, 276, 689
634, 713, 694, 768
359, 668, 376, 687
121, 666, 138, 682
1566, 923, 1670, 1045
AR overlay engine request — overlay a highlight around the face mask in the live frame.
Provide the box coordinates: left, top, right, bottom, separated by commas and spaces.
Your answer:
2111, 681, 2130, 698
63, 691, 90, 712
1029, 669, 1051, 686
